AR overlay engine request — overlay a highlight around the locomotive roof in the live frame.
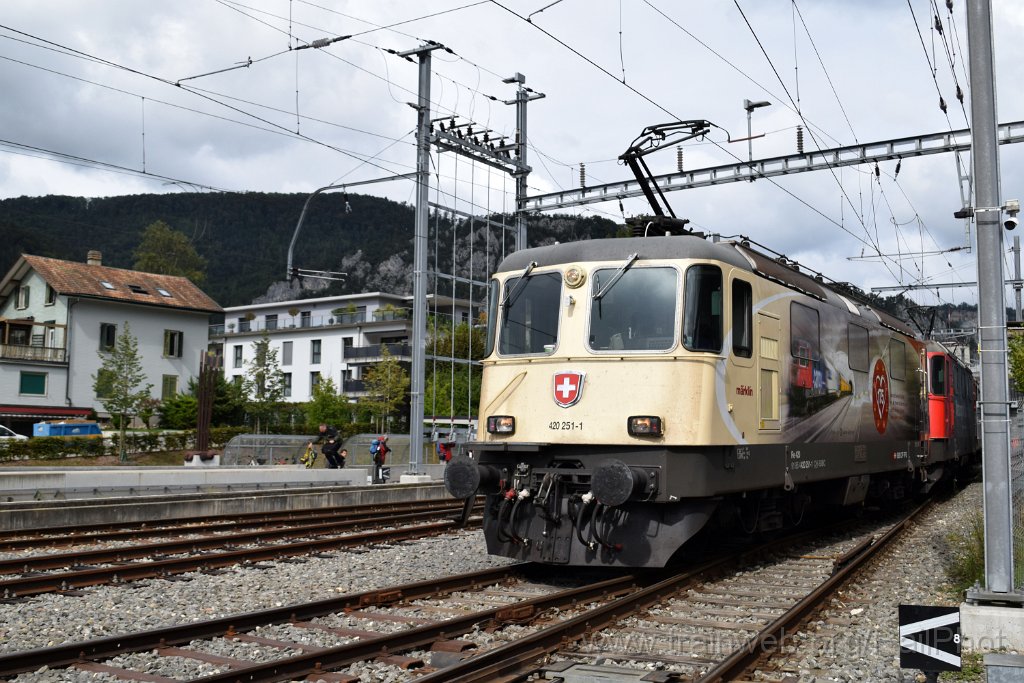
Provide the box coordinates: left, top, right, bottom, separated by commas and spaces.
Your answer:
498, 235, 917, 337
497, 235, 751, 272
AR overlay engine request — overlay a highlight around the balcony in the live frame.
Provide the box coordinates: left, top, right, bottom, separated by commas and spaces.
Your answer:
211, 312, 374, 337
342, 379, 366, 393
344, 342, 411, 361
0, 343, 66, 363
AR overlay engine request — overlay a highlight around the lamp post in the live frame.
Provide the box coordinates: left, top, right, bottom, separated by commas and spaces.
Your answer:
743, 99, 772, 164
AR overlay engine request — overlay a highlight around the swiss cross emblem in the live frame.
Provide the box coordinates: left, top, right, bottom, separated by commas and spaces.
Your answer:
553, 371, 585, 408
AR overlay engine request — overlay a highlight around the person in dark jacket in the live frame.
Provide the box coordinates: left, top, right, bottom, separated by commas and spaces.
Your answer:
310, 423, 343, 469
371, 435, 390, 483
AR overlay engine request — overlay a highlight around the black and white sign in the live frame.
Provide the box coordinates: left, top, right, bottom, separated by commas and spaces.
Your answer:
899, 605, 961, 671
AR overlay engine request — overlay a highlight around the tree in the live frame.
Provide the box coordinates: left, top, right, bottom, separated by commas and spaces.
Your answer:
425, 320, 484, 419
1009, 335, 1024, 391
92, 322, 153, 462
159, 374, 247, 429
243, 332, 285, 433
305, 376, 350, 426
133, 220, 207, 284
359, 346, 410, 433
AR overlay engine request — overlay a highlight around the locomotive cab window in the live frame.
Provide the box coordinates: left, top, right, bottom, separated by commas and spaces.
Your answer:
498, 271, 561, 355
683, 265, 722, 352
930, 354, 947, 395
484, 279, 499, 357
588, 266, 677, 351
732, 279, 752, 358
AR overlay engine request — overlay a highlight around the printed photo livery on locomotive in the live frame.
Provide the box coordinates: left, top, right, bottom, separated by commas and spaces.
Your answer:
444, 231, 979, 567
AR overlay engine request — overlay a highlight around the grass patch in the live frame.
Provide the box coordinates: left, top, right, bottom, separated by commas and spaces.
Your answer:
946, 509, 986, 595
940, 650, 984, 681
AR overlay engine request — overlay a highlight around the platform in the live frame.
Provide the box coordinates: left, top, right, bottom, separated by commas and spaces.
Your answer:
0, 465, 454, 532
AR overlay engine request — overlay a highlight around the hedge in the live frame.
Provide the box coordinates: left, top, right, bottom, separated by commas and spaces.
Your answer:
0, 424, 378, 462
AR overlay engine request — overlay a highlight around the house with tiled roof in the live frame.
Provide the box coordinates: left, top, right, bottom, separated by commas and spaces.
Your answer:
0, 250, 222, 435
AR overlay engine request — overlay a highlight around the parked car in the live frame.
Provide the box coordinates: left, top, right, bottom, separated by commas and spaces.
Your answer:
0, 425, 28, 441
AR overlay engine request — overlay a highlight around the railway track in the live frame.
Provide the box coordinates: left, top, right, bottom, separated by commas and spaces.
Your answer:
0, 502, 928, 681
0, 499, 480, 598
0, 498, 471, 550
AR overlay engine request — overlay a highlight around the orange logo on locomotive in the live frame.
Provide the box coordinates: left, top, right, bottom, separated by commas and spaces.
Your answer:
871, 358, 889, 434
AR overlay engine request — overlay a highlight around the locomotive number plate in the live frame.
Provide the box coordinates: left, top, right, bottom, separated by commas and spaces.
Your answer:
548, 420, 584, 431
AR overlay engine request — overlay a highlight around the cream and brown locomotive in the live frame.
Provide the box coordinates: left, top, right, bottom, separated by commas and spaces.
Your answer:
445, 232, 979, 567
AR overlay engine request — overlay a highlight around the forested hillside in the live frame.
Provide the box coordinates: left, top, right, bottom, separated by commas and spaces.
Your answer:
0, 193, 621, 307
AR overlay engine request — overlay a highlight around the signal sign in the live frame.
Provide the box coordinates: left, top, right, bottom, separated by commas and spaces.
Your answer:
899, 605, 961, 671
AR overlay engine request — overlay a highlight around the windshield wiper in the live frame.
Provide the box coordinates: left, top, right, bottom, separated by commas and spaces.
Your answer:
501, 261, 538, 309
593, 253, 639, 301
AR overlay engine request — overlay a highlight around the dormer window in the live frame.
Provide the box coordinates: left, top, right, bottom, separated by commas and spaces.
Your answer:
127, 284, 149, 295
100, 281, 115, 290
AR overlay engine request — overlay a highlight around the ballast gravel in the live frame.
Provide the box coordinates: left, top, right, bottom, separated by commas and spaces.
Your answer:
0, 529, 514, 682
0, 484, 988, 682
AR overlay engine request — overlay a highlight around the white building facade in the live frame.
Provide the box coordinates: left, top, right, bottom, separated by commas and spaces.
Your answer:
0, 251, 222, 435
213, 292, 474, 403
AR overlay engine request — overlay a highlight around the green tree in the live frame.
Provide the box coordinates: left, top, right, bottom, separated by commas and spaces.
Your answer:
1009, 335, 1024, 391
243, 332, 285, 433
158, 374, 247, 429
359, 346, 410, 432
305, 376, 350, 426
92, 322, 153, 462
425, 320, 484, 419
133, 220, 207, 284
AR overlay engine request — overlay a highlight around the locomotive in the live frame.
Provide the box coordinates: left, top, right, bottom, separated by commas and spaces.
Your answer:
444, 233, 978, 567
444, 121, 979, 567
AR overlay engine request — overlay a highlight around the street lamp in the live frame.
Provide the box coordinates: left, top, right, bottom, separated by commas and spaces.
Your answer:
743, 99, 772, 164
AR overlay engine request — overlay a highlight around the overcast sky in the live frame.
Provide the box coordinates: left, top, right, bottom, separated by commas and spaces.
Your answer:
2, 1, 1023, 309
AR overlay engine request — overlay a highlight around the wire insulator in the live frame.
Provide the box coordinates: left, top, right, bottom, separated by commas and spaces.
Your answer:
676, 145, 684, 172
946, 0, 953, 11
956, 85, 964, 103
796, 125, 804, 154
934, 14, 943, 34
579, 163, 586, 188
895, 158, 902, 178
874, 162, 880, 179
940, 96, 948, 113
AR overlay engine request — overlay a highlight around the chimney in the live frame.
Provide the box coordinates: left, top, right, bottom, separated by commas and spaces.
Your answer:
86, 250, 102, 266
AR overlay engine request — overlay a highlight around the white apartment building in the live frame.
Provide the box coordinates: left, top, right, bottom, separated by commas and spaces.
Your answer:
0, 251, 222, 435
212, 292, 474, 402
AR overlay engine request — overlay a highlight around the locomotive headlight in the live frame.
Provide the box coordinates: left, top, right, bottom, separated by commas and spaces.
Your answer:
487, 415, 516, 434
564, 265, 586, 289
628, 415, 663, 436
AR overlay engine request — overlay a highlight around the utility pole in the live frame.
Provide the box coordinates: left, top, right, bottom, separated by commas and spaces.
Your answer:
503, 73, 545, 251
965, 0, 1019, 602
398, 42, 441, 477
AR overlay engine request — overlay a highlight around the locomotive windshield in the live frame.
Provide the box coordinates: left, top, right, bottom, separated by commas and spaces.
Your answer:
498, 271, 562, 355
588, 266, 677, 351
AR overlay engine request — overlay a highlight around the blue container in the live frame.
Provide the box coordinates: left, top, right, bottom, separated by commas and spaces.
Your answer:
33, 421, 102, 438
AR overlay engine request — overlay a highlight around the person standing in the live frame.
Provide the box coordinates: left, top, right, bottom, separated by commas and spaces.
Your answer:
310, 423, 342, 469
371, 435, 390, 483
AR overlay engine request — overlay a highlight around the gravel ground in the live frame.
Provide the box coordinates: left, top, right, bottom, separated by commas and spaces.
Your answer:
0, 484, 992, 682
753, 481, 987, 682
0, 529, 515, 681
